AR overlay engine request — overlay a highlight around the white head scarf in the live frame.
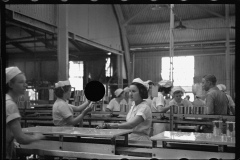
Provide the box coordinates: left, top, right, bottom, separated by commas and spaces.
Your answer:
6, 66, 22, 84
55, 80, 71, 88
132, 78, 149, 90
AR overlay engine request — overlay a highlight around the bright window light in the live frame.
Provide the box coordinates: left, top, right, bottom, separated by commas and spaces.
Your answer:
105, 58, 113, 77
69, 61, 84, 90
162, 56, 194, 101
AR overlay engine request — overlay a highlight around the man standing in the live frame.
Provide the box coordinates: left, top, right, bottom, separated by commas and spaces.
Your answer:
202, 74, 228, 115
197, 74, 229, 133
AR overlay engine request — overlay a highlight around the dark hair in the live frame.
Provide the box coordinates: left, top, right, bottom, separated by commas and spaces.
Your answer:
54, 85, 71, 98
6, 73, 25, 93
203, 74, 217, 85
131, 82, 148, 99
158, 86, 172, 94
148, 81, 155, 86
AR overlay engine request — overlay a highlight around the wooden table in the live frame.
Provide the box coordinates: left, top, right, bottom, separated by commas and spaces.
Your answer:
150, 131, 235, 159
21, 126, 132, 155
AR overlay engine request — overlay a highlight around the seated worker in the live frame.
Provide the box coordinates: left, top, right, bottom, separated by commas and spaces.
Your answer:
52, 80, 93, 126
169, 86, 193, 109
217, 84, 235, 115
105, 88, 128, 112
151, 80, 173, 135
97, 78, 152, 141
144, 80, 154, 108
6, 67, 45, 160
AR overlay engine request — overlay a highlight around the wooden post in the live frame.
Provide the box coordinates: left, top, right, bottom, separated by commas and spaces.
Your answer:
170, 4, 174, 84
57, 5, 69, 81
225, 4, 230, 95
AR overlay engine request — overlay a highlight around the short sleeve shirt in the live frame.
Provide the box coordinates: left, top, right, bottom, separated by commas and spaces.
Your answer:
126, 101, 152, 136
205, 87, 228, 115
106, 98, 128, 111
151, 92, 165, 112
52, 98, 74, 126
169, 99, 193, 108
6, 94, 21, 159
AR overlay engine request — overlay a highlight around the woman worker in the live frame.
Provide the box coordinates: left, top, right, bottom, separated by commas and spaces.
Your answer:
6, 67, 45, 160
169, 86, 193, 109
97, 78, 152, 141
151, 80, 173, 135
52, 80, 93, 126
144, 80, 155, 108
105, 88, 128, 112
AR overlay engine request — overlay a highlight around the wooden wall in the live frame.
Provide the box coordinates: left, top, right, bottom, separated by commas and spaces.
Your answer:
7, 60, 58, 84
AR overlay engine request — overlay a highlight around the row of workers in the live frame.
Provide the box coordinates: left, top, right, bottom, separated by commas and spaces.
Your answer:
5, 66, 234, 159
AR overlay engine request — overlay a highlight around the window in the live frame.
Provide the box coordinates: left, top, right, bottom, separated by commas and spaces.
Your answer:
162, 56, 194, 101
105, 57, 113, 77
69, 61, 84, 90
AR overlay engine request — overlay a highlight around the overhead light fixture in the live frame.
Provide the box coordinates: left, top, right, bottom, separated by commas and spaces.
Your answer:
61, 0, 68, 1
31, 0, 38, 1
175, 19, 187, 29
91, 0, 98, 1
107, 52, 111, 55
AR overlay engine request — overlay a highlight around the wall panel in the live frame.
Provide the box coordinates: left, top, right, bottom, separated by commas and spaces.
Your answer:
6, 4, 57, 26
7, 60, 58, 84
68, 4, 122, 52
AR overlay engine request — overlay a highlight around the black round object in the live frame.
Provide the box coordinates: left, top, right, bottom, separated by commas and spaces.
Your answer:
84, 81, 105, 102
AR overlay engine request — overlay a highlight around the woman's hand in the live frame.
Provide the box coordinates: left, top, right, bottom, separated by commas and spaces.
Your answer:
84, 102, 94, 113
33, 133, 45, 141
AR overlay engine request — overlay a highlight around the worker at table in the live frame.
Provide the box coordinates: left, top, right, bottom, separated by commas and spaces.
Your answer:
97, 78, 152, 141
144, 80, 155, 108
169, 86, 193, 109
52, 80, 93, 127
6, 66, 45, 160
196, 74, 229, 133
217, 84, 235, 115
151, 80, 173, 135
105, 88, 128, 112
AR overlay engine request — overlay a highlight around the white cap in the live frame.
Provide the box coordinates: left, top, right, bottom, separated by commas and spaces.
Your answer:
6, 67, 22, 84
115, 88, 124, 97
171, 86, 185, 95
158, 80, 172, 88
132, 78, 149, 89
55, 80, 71, 88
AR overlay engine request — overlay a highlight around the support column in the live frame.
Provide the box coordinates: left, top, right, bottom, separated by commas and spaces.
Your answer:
117, 55, 123, 88
57, 5, 69, 81
225, 4, 230, 94
170, 4, 174, 84
114, 5, 132, 85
